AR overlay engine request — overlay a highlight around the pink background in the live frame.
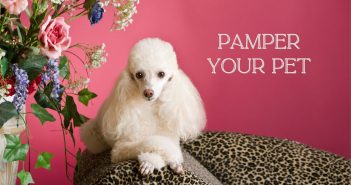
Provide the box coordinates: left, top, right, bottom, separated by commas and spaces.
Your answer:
22, 0, 350, 184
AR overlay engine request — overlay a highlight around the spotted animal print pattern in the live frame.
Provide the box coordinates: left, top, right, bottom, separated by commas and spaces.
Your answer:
75, 132, 351, 185
182, 132, 351, 185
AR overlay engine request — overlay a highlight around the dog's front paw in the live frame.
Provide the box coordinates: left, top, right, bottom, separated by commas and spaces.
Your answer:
137, 152, 166, 176
139, 161, 155, 176
169, 162, 185, 175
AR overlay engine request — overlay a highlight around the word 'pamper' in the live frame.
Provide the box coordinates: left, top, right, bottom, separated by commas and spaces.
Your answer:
206, 33, 311, 75
217, 33, 300, 50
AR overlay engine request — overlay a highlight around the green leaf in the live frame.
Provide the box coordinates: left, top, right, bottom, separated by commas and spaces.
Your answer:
17, 169, 34, 185
0, 44, 14, 63
35, 152, 53, 170
69, 123, 75, 146
29, 47, 40, 55
34, 82, 64, 110
31, 104, 56, 125
0, 57, 9, 77
61, 96, 89, 144
18, 54, 47, 81
35, 11, 47, 29
80, 114, 89, 122
61, 95, 86, 128
34, 90, 55, 110
0, 102, 19, 128
75, 148, 82, 172
44, 81, 65, 102
31, 0, 39, 16
61, 108, 71, 129
78, 88, 97, 106
13, 21, 27, 42
16, 26, 23, 43
59, 56, 70, 79
84, 0, 96, 10
3, 134, 29, 162
38, 0, 48, 14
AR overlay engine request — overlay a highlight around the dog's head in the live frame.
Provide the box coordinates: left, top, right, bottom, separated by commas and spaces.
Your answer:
128, 38, 178, 102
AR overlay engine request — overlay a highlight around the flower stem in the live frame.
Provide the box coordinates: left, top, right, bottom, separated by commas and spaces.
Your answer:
52, 4, 63, 18
59, 113, 72, 181
56, 2, 85, 17
64, 50, 89, 76
54, 104, 72, 181
67, 11, 88, 22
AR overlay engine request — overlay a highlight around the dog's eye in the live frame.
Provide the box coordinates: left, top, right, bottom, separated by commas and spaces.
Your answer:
135, 72, 144, 79
158, 71, 165, 78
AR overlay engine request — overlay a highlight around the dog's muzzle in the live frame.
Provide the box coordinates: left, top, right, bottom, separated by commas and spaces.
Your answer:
144, 89, 154, 100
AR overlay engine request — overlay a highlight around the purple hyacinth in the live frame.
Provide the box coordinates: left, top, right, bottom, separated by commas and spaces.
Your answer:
11, 64, 29, 112
41, 66, 50, 85
41, 59, 61, 99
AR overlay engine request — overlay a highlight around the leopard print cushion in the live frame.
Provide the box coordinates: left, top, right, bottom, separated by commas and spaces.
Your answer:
74, 150, 209, 185
74, 132, 351, 184
182, 132, 351, 185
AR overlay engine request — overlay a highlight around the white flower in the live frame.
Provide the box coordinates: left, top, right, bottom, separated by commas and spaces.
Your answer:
50, 0, 64, 5
0, 83, 11, 98
111, 0, 138, 31
0, 88, 6, 97
68, 77, 90, 93
104, 0, 110, 7
83, 78, 90, 85
86, 43, 107, 69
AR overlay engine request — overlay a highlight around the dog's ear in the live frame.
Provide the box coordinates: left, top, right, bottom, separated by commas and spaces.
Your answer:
112, 71, 136, 103
159, 71, 206, 141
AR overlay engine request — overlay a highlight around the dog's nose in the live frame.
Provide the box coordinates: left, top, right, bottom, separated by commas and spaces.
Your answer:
144, 89, 154, 98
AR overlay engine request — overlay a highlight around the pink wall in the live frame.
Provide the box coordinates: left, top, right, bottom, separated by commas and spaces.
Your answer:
23, 0, 350, 184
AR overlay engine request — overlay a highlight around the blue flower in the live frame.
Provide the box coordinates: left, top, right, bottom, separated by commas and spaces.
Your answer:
41, 59, 61, 100
89, 1, 104, 25
11, 64, 29, 112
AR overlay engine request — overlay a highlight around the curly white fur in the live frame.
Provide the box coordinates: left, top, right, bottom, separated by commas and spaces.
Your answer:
80, 38, 206, 175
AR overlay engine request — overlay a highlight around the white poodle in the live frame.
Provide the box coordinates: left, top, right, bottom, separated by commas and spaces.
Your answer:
80, 38, 206, 175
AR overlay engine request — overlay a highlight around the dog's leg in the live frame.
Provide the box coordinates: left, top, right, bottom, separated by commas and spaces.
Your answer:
142, 135, 185, 175
138, 152, 165, 176
111, 140, 166, 176
164, 145, 185, 175
111, 136, 184, 175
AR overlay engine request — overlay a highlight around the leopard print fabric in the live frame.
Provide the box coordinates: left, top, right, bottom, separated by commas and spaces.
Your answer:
182, 132, 351, 185
74, 150, 209, 185
75, 132, 351, 185
94, 161, 209, 185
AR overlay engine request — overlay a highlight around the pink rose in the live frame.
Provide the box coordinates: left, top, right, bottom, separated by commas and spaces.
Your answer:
39, 16, 71, 59
0, 0, 28, 15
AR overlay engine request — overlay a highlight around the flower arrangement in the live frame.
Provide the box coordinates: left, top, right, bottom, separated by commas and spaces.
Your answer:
0, 0, 139, 184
